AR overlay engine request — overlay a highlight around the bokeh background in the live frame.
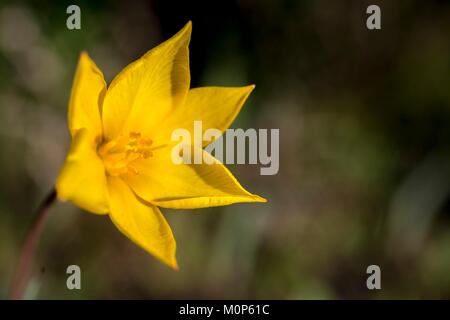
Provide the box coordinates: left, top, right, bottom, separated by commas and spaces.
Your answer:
1, 0, 450, 299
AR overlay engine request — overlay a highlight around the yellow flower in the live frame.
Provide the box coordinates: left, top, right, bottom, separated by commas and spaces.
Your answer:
55, 21, 266, 269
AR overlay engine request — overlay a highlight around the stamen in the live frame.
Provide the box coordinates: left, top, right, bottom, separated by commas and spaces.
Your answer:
98, 131, 156, 177
129, 132, 141, 139
127, 165, 139, 175
98, 140, 117, 157
142, 150, 152, 158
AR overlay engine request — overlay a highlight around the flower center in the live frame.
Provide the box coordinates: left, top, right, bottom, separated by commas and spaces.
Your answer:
98, 132, 153, 176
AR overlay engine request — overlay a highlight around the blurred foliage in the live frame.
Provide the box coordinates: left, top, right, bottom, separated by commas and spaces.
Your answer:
0, 0, 450, 299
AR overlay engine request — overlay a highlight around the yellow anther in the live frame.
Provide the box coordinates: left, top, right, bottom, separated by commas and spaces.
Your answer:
98, 131, 155, 177
142, 150, 152, 158
127, 165, 139, 175
129, 131, 141, 139
140, 138, 153, 146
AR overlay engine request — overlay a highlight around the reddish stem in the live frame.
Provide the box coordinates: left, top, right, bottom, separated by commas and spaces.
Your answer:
9, 189, 56, 300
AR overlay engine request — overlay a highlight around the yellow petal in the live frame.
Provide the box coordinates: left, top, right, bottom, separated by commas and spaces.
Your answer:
68, 52, 106, 139
107, 176, 177, 269
124, 146, 267, 209
56, 128, 109, 214
102, 21, 192, 141
152, 85, 255, 146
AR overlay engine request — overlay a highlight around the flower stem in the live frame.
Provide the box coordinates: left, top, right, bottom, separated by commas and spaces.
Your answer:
9, 189, 56, 300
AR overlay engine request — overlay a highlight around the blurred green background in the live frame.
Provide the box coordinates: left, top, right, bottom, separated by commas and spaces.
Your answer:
1, 0, 450, 299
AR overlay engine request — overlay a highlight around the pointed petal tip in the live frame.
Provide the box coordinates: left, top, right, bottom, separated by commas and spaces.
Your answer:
244, 84, 256, 96
171, 261, 180, 271
77, 51, 101, 72
79, 50, 89, 60
163, 256, 179, 271
181, 20, 192, 35
252, 194, 268, 203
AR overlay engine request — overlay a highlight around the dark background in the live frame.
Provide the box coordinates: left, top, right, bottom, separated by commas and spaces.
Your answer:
0, 0, 450, 299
